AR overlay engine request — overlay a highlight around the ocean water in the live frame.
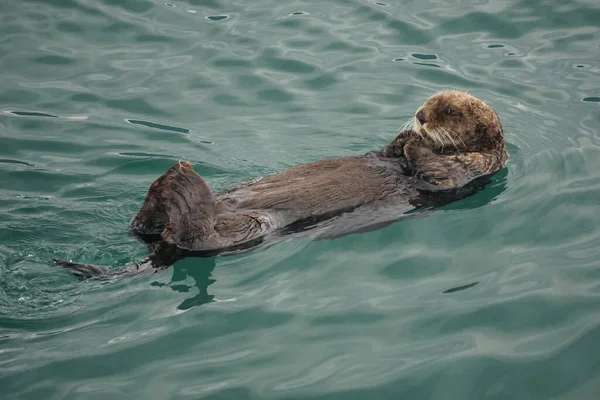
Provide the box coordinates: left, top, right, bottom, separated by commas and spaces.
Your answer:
1, 0, 600, 398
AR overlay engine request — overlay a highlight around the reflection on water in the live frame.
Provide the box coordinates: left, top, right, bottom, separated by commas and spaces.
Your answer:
151, 258, 217, 310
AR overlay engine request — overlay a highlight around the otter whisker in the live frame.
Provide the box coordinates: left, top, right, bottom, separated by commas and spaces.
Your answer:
398, 116, 413, 134
440, 129, 452, 152
434, 129, 445, 148
441, 129, 459, 153
447, 128, 466, 149
439, 131, 449, 151
415, 119, 427, 140
426, 128, 444, 149
432, 128, 445, 151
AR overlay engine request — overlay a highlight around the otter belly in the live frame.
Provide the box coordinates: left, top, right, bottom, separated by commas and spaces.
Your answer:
217, 155, 407, 215
206, 154, 416, 247
219, 155, 402, 208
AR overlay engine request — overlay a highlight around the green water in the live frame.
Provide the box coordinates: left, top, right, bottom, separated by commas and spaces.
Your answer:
2, 0, 600, 398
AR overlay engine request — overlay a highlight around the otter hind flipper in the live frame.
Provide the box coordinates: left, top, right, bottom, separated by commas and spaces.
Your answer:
161, 163, 218, 251
129, 162, 195, 238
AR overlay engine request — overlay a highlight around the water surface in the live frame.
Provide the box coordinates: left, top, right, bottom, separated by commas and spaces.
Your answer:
2, 0, 600, 398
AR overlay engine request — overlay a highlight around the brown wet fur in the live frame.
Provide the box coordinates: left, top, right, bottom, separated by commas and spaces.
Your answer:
140, 156, 411, 250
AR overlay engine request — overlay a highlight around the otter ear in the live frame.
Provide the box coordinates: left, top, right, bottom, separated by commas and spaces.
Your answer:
476, 124, 488, 137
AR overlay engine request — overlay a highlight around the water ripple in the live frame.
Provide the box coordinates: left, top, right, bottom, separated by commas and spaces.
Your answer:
126, 118, 190, 133
2, 0, 600, 398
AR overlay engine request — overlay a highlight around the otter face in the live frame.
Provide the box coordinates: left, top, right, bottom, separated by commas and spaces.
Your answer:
412, 90, 504, 153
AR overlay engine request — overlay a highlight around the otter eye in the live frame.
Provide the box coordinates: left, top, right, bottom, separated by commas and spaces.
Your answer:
446, 108, 459, 117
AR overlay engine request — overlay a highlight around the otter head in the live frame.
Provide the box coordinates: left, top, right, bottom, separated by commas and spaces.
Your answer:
412, 90, 505, 156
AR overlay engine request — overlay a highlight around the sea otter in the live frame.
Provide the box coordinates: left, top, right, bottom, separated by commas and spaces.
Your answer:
54, 90, 507, 278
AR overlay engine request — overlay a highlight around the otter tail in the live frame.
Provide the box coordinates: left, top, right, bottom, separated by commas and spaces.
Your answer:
53, 242, 184, 280
52, 258, 115, 279
53, 256, 171, 280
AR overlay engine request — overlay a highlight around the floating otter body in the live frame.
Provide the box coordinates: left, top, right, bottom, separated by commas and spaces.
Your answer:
55, 90, 507, 278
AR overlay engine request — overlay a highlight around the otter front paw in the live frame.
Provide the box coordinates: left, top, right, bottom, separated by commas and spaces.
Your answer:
396, 129, 416, 144
403, 138, 434, 166
381, 130, 416, 158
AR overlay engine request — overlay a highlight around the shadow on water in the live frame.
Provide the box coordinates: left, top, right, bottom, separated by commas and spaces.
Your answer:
432, 167, 508, 212
151, 257, 217, 310
442, 281, 479, 294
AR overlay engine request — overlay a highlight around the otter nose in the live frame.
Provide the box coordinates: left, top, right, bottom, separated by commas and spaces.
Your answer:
416, 110, 425, 125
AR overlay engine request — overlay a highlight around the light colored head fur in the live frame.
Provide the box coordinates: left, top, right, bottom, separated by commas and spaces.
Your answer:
408, 90, 504, 154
